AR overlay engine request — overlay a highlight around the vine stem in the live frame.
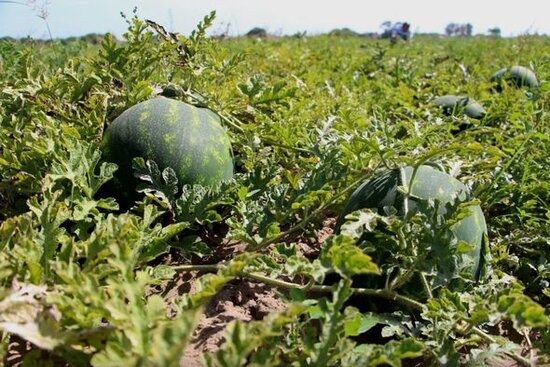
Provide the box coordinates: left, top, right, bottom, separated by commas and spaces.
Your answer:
261, 139, 313, 154
473, 130, 533, 199
418, 273, 433, 298
469, 327, 534, 367
42, 18, 53, 42
172, 264, 425, 311
217, 112, 245, 134
172, 263, 535, 366
253, 174, 368, 249
523, 330, 534, 362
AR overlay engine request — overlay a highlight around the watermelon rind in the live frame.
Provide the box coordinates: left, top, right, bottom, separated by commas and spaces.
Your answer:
490, 65, 538, 88
434, 95, 486, 119
336, 165, 487, 279
102, 97, 233, 198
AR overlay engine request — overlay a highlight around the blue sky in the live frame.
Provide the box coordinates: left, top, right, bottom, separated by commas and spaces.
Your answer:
0, 0, 548, 39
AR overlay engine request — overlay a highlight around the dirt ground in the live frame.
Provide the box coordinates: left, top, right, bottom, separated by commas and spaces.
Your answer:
178, 277, 286, 366
170, 217, 336, 366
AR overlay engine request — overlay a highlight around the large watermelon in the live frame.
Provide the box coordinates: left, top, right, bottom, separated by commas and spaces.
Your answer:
433, 95, 485, 119
336, 165, 487, 280
101, 97, 233, 198
490, 65, 538, 88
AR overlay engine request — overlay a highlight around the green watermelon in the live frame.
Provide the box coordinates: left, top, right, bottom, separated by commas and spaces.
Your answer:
490, 65, 539, 88
101, 97, 233, 198
336, 165, 487, 279
433, 95, 485, 119
160, 84, 184, 98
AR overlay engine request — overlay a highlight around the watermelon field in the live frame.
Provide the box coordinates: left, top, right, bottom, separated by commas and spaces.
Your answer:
0, 12, 549, 366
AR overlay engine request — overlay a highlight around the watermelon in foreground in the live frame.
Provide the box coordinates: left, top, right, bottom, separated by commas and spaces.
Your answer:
336, 165, 487, 280
102, 97, 233, 198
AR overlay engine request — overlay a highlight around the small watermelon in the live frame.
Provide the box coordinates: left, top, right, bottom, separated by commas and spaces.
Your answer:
490, 65, 538, 88
336, 165, 487, 280
433, 95, 485, 119
101, 97, 233, 199
160, 84, 184, 98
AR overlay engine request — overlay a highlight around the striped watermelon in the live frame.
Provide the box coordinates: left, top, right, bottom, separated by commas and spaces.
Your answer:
433, 95, 485, 119
336, 165, 487, 280
490, 65, 538, 88
101, 97, 233, 197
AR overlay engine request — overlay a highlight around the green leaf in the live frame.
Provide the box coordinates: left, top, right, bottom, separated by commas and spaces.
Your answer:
344, 312, 380, 337
321, 235, 380, 278
339, 208, 390, 239
438, 339, 460, 367
134, 158, 179, 210
497, 291, 548, 329
346, 338, 425, 367
174, 180, 235, 225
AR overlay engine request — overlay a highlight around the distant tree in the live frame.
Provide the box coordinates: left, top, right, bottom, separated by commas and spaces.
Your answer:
488, 27, 501, 37
291, 31, 307, 38
445, 23, 457, 36
445, 23, 474, 36
246, 27, 267, 38
80, 33, 107, 45
328, 28, 359, 37
361, 32, 380, 39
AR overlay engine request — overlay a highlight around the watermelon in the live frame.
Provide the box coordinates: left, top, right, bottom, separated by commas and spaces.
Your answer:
101, 97, 233, 198
160, 84, 184, 98
336, 165, 487, 279
433, 95, 485, 119
490, 65, 538, 88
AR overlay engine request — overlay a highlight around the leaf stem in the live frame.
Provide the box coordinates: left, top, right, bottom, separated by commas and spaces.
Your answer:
172, 264, 220, 272
262, 139, 313, 154
474, 131, 532, 199
217, 111, 245, 134
419, 273, 433, 299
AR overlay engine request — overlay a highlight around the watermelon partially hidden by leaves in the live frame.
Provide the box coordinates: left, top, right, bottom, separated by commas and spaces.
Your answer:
433, 95, 485, 119
490, 65, 539, 88
101, 97, 233, 199
336, 165, 487, 280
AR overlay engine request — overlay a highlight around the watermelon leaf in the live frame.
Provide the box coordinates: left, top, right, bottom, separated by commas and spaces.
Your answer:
133, 157, 178, 212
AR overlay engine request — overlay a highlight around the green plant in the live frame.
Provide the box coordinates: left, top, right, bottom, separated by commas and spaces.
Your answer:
0, 11, 548, 367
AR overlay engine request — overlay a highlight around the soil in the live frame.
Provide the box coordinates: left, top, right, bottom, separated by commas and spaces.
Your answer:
163, 216, 336, 367
178, 277, 286, 367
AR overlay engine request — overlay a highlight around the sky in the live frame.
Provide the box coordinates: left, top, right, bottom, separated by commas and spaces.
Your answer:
0, 0, 548, 39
